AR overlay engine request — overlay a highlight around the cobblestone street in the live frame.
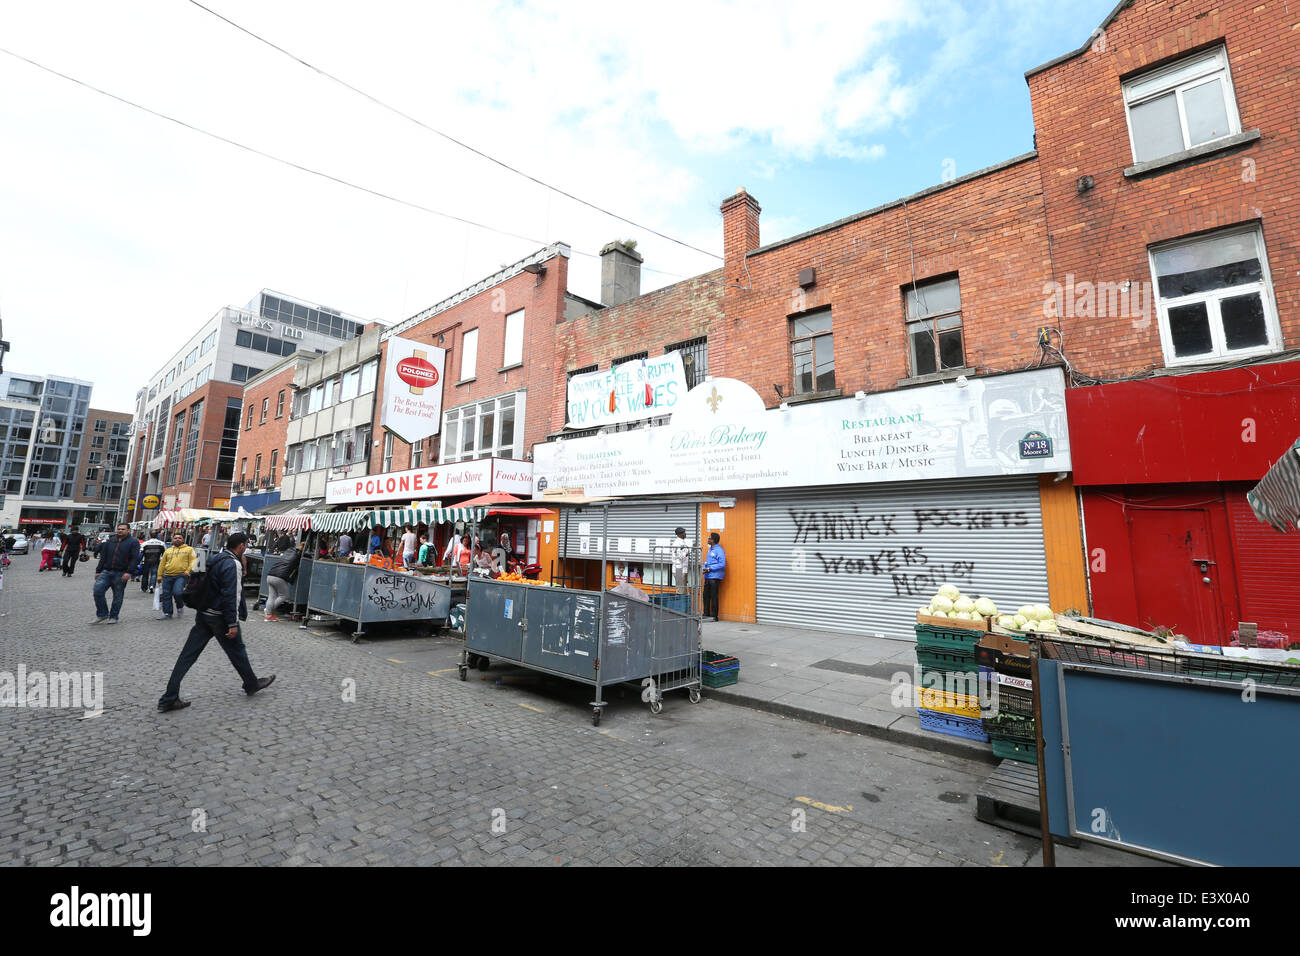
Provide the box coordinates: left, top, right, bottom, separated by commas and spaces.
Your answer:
0, 559, 1122, 867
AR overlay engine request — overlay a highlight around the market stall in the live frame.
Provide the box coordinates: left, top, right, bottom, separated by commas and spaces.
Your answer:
462, 494, 702, 725
304, 505, 484, 640
256, 511, 315, 613
152, 507, 254, 573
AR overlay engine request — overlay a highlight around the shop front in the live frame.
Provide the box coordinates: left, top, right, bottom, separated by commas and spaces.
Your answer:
533, 368, 1085, 639
1067, 360, 1300, 644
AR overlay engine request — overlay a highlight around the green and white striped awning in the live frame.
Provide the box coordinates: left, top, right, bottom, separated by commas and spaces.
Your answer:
303, 511, 372, 534
366, 507, 485, 528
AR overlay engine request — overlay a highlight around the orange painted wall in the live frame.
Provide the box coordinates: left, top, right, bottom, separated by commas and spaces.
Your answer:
700, 493, 757, 623
1039, 474, 1090, 615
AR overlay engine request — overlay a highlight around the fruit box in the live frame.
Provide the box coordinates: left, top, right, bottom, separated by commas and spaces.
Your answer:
981, 632, 1031, 656
916, 612, 988, 632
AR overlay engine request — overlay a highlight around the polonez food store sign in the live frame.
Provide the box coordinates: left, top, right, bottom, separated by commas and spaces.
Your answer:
326, 457, 533, 504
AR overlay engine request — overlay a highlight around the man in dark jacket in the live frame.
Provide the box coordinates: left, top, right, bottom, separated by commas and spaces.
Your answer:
91, 523, 140, 624
139, 533, 166, 592
264, 544, 302, 621
157, 532, 275, 712
61, 526, 87, 578
273, 531, 294, 553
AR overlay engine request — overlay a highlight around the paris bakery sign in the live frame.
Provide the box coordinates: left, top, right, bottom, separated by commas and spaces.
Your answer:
533, 368, 1073, 496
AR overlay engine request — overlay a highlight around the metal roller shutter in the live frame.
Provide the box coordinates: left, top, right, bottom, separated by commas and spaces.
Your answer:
560, 501, 701, 563
756, 476, 1049, 639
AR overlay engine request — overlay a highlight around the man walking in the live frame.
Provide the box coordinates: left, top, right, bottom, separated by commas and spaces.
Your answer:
156, 532, 197, 620
61, 526, 87, 577
139, 531, 166, 593
157, 532, 275, 712
91, 523, 140, 624
264, 542, 302, 621
702, 532, 726, 622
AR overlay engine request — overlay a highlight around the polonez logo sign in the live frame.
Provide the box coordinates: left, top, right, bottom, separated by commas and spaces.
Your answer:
396, 356, 439, 390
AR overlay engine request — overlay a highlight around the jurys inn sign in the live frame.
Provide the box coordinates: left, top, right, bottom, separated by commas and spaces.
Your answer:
229, 312, 304, 340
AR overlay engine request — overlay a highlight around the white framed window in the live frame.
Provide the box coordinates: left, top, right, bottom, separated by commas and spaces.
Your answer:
411, 439, 422, 469
460, 329, 478, 381
1149, 225, 1280, 366
184, 348, 198, 369
359, 359, 378, 395
905, 276, 964, 375
503, 310, 524, 367
341, 367, 360, 402
1123, 46, 1241, 165
439, 391, 524, 464
308, 383, 325, 414
383, 432, 394, 472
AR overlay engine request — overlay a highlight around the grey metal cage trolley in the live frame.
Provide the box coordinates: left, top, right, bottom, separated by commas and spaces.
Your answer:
461, 494, 708, 725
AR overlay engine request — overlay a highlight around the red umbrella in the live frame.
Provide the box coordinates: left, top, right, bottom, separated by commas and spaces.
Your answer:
456, 491, 526, 507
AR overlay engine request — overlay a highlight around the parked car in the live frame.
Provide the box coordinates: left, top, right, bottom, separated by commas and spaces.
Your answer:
9, 534, 28, 554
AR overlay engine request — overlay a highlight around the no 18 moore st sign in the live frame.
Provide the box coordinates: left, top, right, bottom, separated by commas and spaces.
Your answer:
534, 368, 1071, 496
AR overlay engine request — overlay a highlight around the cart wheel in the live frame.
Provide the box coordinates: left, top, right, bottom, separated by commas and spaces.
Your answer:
592, 708, 602, 726
475, 656, 490, 672
650, 700, 663, 715
689, 688, 701, 704
458, 665, 468, 681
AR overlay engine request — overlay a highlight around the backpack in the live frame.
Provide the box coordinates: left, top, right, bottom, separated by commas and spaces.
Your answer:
182, 569, 213, 610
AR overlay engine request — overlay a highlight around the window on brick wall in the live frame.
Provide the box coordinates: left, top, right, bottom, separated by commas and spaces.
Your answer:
254, 453, 262, 484
905, 276, 964, 376
790, 310, 834, 394
503, 310, 525, 367
411, 439, 422, 469
270, 449, 278, 484
611, 351, 648, 367
664, 337, 707, 389
1123, 46, 1241, 165
261, 398, 269, 423
246, 404, 254, 429
460, 329, 478, 381
276, 390, 285, 418
1149, 225, 1280, 366
382, 432, 394, 472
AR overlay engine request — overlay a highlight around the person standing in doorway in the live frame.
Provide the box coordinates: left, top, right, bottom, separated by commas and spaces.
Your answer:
156, 532, 197, 620
61, 526, 87, 578
157, 532, 275, 712
91, 523, 140, 624
671, 526, 690, 595
702, 533, 726, 622
139, 531, 166, 592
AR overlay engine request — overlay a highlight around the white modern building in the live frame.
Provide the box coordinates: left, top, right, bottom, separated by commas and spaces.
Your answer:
122, 290, 367, 520
0, 371, 94, 529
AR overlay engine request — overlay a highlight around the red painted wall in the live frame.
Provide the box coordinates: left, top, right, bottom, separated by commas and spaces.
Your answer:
1066, 362, 1300, 485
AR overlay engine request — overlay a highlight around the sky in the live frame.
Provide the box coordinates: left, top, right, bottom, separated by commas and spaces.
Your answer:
0, 0, 1117, 412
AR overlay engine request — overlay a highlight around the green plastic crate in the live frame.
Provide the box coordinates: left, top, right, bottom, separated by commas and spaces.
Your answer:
701, 668, 738, 688
990, 736, 1037, 764
983, 713, 1035, 740
915, 646, 976, 673
914, 624, 985, 654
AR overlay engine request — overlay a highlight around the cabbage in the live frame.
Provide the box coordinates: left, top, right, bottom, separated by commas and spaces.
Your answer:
1033, 604, 1053, 621
931, 609, 948, 618
997, 615, 1017, 630
930, 595, 954, 613
1017, 605, 1035, 619
1022, 621, 1036, 632
1013, 614, 1028, 628
974, 597, 997, 617
953, 597, 975, 613
1036, 619, 1058, 632
919, 606, 932, 617
937, 584, 960, 601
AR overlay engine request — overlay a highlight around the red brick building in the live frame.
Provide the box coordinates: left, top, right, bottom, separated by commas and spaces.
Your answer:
1026, 0, 1300, 641
230, 355, 314, 512
155, 381, 246, 513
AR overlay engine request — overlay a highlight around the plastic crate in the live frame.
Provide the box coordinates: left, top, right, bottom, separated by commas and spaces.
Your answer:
917, 708, 989, 742
915, 624, 985, 654
916, 646, 976, 673
701, 650, 739, 688
983, 713, 1035, 741
649, 593, 692, 615
915, 684, 981, 718
990, 736, 1037, 764
981, 684, 1034, 719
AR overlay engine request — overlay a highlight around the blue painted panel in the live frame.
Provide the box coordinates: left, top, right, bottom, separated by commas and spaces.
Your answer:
1035, 659, 1073, 839
1059, 667, 1300, 865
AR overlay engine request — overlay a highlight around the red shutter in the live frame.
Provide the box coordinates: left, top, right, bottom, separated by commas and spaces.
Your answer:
1226, 487, 1300, 639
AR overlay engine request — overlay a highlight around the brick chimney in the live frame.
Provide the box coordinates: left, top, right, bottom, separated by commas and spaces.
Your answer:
599, 240, 643, 308
721, 188, 761, 288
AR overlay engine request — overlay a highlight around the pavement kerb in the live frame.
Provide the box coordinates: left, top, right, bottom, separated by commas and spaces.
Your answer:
704, 686, 1000, 765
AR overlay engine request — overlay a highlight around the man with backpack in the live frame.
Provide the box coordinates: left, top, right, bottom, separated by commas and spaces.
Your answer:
157, 532, 275, 713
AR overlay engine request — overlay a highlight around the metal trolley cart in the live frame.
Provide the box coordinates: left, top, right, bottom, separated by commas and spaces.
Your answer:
461, 495, 703, 725
302, 506, 482, 641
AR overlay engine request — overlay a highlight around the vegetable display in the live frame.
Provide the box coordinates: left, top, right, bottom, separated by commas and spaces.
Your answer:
918, 584, 997, 624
